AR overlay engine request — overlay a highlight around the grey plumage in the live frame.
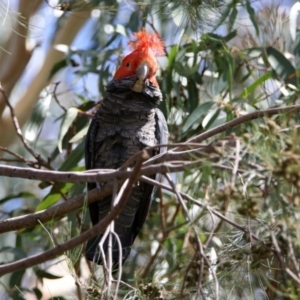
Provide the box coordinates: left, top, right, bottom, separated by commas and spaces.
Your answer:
85, 76, 168, 266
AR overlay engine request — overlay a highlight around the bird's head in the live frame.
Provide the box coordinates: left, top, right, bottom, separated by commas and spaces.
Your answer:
114, 29, 165, 92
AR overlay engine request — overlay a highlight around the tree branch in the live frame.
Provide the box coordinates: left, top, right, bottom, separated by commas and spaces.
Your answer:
0, 9, 91, 146
0, 103, 297, 276
183, 104, 300, 145
0, 85, 53, 168
0, 185, 112, 234
0, 104, 298, 182
0, 150, 148, 276
0, 0, 43, 111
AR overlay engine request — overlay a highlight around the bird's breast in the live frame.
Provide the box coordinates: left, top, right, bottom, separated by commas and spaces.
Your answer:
92, 98, 158, 169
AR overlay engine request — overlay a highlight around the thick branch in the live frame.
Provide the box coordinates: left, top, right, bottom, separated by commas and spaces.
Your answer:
0, 10, 91, 146
184, 104, 300, 145
0, 0, 43, 107
0, 150, 147, 276
0, 163, 130, 183
0, 103, 298, 271
0, 186, 112, 234
0, 156, 221, 185
0, 104, 298, 181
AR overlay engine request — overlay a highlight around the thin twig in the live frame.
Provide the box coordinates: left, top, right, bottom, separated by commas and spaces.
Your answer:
52, 82, 67, 112
177, 104, 300, 147
0, 85, 53, 169
0, 146, 27, 162
193, 228, 206, 300
164, 173, 191, 222
193, 226, 219, 300
231, 138, 240, 187
287, 235, 300, 278
141, 176, 264, 243
203, 206, 216, 248
111, 231, 122, 300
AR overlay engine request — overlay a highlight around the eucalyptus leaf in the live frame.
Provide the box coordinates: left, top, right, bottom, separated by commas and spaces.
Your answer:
182, 102, 215, 133
246, 0, 259, 36
34, 268, 63, 280
59, 139, 85, 171
57, 107, 78, 152
266, 46, 297, 86
202, 107, 220, 129
69, 125, 89, 143
239, 72, 272, 98
290, 1, 300, 40
36, 183, 73, 211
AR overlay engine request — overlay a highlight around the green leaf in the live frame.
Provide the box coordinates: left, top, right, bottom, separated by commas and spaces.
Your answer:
59, 139, 85, 171
290, 2, 300, 41
9, 270, 25, 288
199, 33, 224, 50
231, 98, 249, 104
128, 10, 140, 31
187, 79, 199, 111
266, 47, 297, 86
246, 0, 259, 36
216, 51, 235, 98
239, 71, 272, 98
76, 99, 96, 111
167, 45, 178, 69
33, 288, 43, 300
182, 102, 215, 133
26, 96, 52, 143
174, 62, 199, 78
0, 192, 37, 205
243, 47, 263, 59
199, 31, 237, 52
213, 3, 232, 30
165, 238, 175, 267
36, 183, 73, 211
224, 30, 237, 42
58, 107, 78, 152
228, 7, 238, 32
34, 268, 63, 280
36, 192, 60, 211
172, 6, 184, 27
69, 125, 89, 143
99, 66, 110, 96
68, 182, 85, 198
49, 59, 67, 80
0, 246, 26, 259
202, 108, 220, 129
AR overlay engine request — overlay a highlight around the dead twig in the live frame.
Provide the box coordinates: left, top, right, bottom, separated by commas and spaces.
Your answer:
0, 85, 53, 169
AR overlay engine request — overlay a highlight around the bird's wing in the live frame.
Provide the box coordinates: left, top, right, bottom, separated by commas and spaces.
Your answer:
85, 77, 138, 227
131, 108, 168, 236
85, 114, 100, 225
155, 108, 169, 154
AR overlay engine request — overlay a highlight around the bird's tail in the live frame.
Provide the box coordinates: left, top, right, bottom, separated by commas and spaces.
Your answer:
85, 231, 134, 267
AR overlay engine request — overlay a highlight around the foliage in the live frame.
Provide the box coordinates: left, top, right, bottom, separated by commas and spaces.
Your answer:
1, 0, 300, 299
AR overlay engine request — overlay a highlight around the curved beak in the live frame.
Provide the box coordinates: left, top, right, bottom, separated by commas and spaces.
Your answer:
131, 62, 150, 92
136, 62, 149, 80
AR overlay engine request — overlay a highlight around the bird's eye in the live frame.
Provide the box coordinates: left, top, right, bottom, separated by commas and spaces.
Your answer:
126, 62, 130, 68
